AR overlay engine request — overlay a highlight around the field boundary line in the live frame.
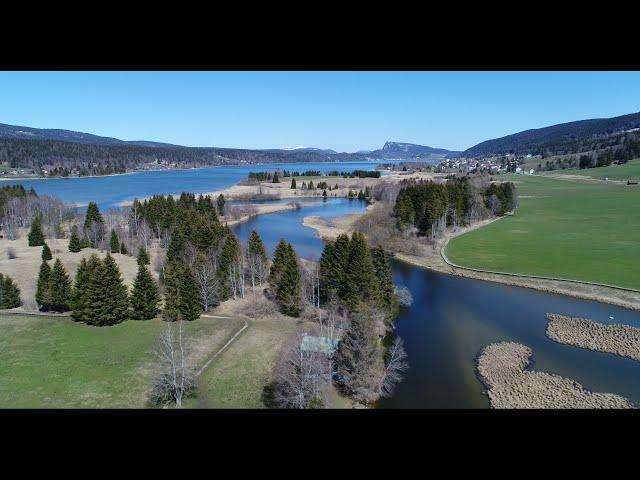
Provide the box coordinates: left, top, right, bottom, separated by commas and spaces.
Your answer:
441, 236, 640, 294
195, 315, 249, 377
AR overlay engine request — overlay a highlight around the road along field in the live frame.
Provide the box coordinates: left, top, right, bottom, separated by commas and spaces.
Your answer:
0, 314, 244, 408
445, 174, 640, 290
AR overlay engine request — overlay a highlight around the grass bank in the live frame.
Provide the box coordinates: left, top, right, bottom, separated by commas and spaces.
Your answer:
445, 174, 640, 290
0, 314, 242, 408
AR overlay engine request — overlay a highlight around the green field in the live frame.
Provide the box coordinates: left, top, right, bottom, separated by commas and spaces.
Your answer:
446, 174, 640, 289
0, 314, 242, 408
551, 159, 640, 182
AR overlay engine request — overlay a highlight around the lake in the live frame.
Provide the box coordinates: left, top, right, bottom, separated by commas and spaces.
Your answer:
8, 163, 640, 408
1, 161, 397, 210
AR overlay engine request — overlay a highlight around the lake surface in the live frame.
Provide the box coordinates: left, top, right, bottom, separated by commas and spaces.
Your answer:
9, 162, 639, 408
1, 160, 396, 210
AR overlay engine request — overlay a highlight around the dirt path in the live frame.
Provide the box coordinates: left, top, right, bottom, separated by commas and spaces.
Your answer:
195, 314, 250, 377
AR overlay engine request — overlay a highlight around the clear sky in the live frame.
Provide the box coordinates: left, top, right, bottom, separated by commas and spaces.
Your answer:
1, 71, 639, 152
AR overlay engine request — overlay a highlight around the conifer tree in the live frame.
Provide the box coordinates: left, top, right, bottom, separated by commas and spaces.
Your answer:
218, 233, 241, 300
71, 255, 100, 322
322, 188, 328, 198
68, 225, 82, 252
28, 216, 45, 246
84, 202, 105, 247
42, 242, 53, 261
130, 263, 160, 320
49, 258, 72, 312
268, 239, 290, 291
80, 237, 91, 249
120, 242, 127, 255
36, 260, 52, 311
290, 178, 297, 189
91, 253, 129, 326
162, 262, 182, 322
137, 246, 151, 266
0, 273, 21, 309
371, 246, 398, 315
180, 267, 201, 321
110, 230, 120, 253
275, 243, 301, 317
342, 232, 378, 311
272, 172, 280, 183
217, 194, 226, 216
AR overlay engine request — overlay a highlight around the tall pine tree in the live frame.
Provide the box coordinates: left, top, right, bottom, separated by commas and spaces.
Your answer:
110, 230, 120, 253
49, 259, 72, 312
36, 261, 52, 311
28, 216, 45, 246
371, 246, 398, 316
71, 255, 100, 322
180, 267, 201, 321
42, 242, 52, 261
84, 202, 105, 247
137, 246, 150, 266
268, 239, 289, 291
218, 233, 241, 300
162, 262, 182, 322
130, 263, 160, 320
68, 225, 82, 252
275, 243, 301, 317
0, 273, 21, 309
342, 232, 378, 311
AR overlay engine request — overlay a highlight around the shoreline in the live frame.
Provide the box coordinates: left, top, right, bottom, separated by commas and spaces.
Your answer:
302, 206, 640, 311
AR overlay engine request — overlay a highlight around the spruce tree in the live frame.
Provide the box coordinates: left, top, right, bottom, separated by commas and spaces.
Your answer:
180, 267, 201, 321
68, 225, 82, 252
342, 232, 378, 311
84, 202, 105, 247
218, 233, 241, 300
92, 253, 129, 326
268, 239, 289, 291
247, 230, 268, 286
371, 246, 398, 316
275, 243, 301, 317
110, 230, 120, 253
49, 258, 72, 312
0, 273, 21, 309
130, 263, 160, 320
71, 256, 96, 322
28, 216, 45, 246
137, 246, 151, 266
162, 262, 182, 322
272, 172, 280, 183
42, 242, 53, 261
217, 194, 226, 216
290, 178, 297, 189
120, 242, 127, 255
36, 261, 52, 311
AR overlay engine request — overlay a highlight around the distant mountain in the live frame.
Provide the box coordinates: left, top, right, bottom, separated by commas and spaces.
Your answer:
263, 147, 339, 155
369, 141, 461, 160
464, 111, 640, 157
0, 122, 184, 148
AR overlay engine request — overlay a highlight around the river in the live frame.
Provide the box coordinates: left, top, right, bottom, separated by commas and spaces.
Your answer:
6, 164, 640, 407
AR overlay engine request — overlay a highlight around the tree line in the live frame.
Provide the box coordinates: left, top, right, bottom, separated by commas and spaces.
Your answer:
393, 177, 516, 238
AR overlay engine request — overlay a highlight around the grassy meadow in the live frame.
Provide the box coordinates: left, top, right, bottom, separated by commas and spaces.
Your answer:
445, 174, 640, 289
551, 158, 640, 182
0, 314, 243, 408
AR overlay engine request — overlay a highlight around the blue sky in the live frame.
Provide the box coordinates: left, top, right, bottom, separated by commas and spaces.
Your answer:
0, 72, 639, 152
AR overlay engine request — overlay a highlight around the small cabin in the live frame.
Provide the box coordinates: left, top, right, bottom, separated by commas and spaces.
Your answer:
300, 333, 339, 356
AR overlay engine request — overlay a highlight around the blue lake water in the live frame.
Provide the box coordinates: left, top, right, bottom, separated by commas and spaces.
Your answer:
0, 161, 397, 210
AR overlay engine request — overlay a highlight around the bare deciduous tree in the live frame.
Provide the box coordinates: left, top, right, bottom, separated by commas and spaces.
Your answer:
271, 332, 332, 409
194, 256, 220, 312
378, 336, 409, 398
150, 320, 195, 408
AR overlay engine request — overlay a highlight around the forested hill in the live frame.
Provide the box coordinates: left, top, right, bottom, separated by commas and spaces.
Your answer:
370, 141, 461, 159
0, 122, 183, 148
464, 111, 640, 157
